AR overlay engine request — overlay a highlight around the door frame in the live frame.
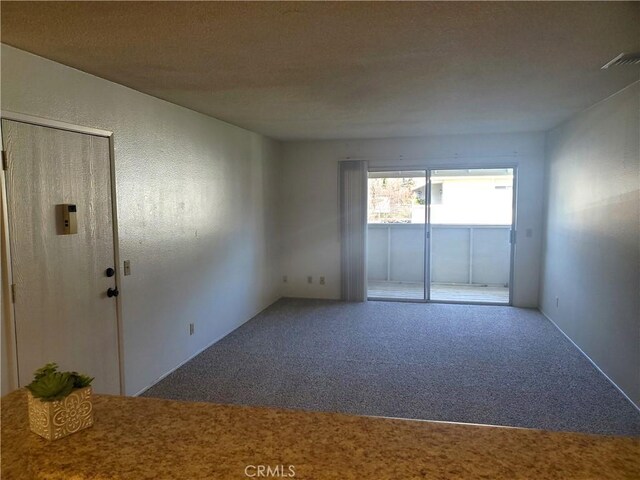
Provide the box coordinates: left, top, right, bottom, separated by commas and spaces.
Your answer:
0, 110, 125, 394
367, 163, 518, 306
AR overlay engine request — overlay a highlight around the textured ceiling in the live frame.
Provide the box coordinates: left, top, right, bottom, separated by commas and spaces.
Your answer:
2, 1, 639, 140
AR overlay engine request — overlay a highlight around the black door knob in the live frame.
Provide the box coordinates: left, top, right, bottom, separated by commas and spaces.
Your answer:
105, 267, 115, 277
107, 287, 119, 298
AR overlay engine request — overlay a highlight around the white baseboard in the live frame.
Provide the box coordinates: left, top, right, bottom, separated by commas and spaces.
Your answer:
539, 308, 640, 413
132, 296, 282, 397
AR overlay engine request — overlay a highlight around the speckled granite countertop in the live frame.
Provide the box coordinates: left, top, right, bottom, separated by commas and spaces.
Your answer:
1, 389, 638, 479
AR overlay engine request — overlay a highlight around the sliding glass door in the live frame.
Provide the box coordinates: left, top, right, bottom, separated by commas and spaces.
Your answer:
367, 167, 515, 305
367, 171, 427, 300
428, 168, 514, 304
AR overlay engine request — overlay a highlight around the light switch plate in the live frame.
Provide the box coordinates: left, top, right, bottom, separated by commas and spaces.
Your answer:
123, 260, 131, 276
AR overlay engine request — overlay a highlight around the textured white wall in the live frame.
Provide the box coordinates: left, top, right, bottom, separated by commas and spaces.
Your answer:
0, 45, 282, 395
280, 133, 545, 307
540, 82, 639, 405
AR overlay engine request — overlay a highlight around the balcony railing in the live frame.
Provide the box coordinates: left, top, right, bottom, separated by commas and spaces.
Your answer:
367, 224, 511, 286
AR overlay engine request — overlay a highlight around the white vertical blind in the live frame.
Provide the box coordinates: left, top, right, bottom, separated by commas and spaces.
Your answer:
339, 160, 368, 301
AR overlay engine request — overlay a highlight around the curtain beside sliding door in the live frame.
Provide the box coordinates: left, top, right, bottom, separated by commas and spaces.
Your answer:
339, 160, 368, 302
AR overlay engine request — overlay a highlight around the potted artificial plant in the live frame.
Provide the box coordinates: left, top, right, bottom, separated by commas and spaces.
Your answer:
26, 363, 94, 440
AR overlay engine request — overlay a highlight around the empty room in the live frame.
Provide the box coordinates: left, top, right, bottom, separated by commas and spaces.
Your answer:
0, 2, 638, 479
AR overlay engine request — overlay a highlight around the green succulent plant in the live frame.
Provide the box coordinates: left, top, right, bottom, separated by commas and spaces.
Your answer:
26, 363, 94, 402
70, 372, 94, 389
33, 362, 59, 381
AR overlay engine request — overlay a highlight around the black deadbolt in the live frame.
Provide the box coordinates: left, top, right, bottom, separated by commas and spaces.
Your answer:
107, 287, 119, 298
106, 267, 115, 277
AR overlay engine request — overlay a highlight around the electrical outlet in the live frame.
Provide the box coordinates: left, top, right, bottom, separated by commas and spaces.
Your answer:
319, 276, 325, 285
189, 323, 195, 335
283, 275, 288, 283
307, 276, 313, 284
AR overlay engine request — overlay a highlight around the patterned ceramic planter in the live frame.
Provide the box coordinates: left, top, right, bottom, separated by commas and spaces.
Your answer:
27, 386, 94, 440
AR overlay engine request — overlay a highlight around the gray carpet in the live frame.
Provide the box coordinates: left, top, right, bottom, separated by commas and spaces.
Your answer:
143, 298, 640, 436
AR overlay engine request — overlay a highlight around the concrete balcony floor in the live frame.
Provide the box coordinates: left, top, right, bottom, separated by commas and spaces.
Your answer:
367, 281, 509, 304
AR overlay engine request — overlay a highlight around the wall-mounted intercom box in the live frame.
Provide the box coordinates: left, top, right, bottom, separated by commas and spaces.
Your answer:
61, 204, 77, 234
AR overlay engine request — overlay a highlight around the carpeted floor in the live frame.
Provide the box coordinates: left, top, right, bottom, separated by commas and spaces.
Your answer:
143, 298, 640, 436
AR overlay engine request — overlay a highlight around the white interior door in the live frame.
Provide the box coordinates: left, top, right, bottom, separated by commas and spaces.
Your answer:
2, 119, 121, 394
